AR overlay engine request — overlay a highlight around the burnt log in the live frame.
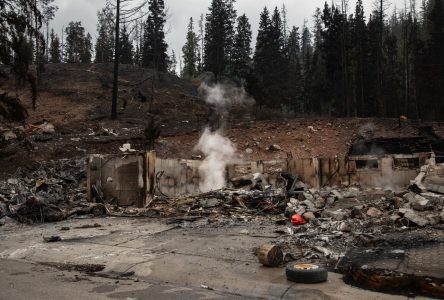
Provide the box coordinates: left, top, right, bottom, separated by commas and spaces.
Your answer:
258, 244, 283, 267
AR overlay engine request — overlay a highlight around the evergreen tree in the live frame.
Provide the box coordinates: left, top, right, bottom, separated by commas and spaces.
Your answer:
405, 6, 421, 119
182, 17, 198, 78
301, 22, 313, 70
81, 32, 93, 63
287, 27, 300, 62
168, 50, 177, 75
374, 0, 390, 117
64, 21, 91, 63
204, 0, 225, 78
204, 0, 237, 79
252, 7, 286, 108
286, 26, 303, 112
225, 0, 237, 75
270, 7, 288, 107
422, 0, 444, 119
350, 0, 368, 116
252, 7, 272, 107
270, 7, 284, 55
384, 27, 402, 118
142, 0, 168, 71
49, 28, 61, 63
366, 14, 382, 116
321, 3, 348, 115
301, 21, 313, 112
307, 7, 328, 114
231, 14, 252, 83
120, 23, 133, 64
95, 5, 115, 63
427, 0, 444, 73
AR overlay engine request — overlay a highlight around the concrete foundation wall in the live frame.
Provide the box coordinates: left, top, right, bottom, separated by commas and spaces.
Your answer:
87, 154, 146, 207
88, 152, 428, 204
156, 158, 201, 196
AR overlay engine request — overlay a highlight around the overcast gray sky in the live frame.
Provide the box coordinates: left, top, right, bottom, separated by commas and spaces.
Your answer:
52, 0, 406, 57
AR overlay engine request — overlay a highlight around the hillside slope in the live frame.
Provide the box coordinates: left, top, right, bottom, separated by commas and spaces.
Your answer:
0, 63, 443, 178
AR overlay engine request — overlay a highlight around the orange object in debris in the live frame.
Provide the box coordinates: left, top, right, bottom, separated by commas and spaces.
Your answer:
291, 214, 306, 226
400, 115, 408, 121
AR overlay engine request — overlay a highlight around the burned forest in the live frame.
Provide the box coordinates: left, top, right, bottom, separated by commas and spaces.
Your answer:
1, 0, 444, 299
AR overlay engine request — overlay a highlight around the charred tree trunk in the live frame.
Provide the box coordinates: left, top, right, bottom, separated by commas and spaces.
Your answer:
34, 0, 40, 111
377, 0, 385, 117
111, 0, 120, 119
402, 13, 409, 117
410, 1, 420, 119
341, 0, 350, 117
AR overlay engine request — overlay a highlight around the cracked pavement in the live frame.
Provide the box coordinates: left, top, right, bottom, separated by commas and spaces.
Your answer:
0, 217, 432, 299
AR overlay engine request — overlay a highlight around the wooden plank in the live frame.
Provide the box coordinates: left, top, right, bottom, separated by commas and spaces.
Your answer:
145, 151, 157, 207
87, 155, 102, 203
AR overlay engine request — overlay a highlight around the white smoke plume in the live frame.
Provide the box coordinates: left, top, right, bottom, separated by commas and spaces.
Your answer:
357, 122, 376, 139
195, 128, 236, 192
198, 82, 255, 109
194, 82, 254, 192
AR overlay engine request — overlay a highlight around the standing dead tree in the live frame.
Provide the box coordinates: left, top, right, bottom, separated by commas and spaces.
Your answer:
109, 0, 149, 119
144, 115, 160, 150
111, 0, 121, 119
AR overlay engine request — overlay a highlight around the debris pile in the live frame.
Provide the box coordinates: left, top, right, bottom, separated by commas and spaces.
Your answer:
277, 184, 444, 264
148, 188, 287, 218
0, 159, 89, 223
1, 155, 443, 269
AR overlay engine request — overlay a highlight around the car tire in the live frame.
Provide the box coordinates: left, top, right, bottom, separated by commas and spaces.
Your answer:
286, 263, 328, 283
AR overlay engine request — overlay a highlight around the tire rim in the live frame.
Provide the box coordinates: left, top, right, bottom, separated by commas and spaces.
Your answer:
293, 264, 320, 270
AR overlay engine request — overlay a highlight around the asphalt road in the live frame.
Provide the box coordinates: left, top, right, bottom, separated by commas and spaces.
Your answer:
0, 259, 253, 300
1, 217, 428, 300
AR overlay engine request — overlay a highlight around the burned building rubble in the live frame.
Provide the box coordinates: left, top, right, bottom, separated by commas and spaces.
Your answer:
1, 130, 444, 298
347, 135, 444, 189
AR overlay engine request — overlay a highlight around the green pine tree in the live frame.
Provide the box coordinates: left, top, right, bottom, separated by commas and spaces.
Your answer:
204, 0, 237, 79
231, 14, 252, 83
182, 18, 198, 78
252, 7, 272, 107
95, 5, 115, 63
142, 0, 168, 71
81, 32, 93, 63
286, 26, 303, 112
49, 28, 61, 63
168, 50, 177, 75
120, 23, 133, 64
65, 21, 91, 63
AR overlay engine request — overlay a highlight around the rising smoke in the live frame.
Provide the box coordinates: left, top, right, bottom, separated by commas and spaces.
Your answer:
194, 82, 254, 192
198, 82, 255, 108
195, 128, 236, 192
